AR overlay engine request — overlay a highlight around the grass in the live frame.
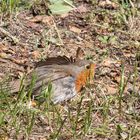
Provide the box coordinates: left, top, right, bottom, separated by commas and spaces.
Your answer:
0, 0, 30, 15
0, 62, 140, 139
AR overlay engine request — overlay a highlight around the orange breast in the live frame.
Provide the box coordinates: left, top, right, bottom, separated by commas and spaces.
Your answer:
75, 64, 96, 92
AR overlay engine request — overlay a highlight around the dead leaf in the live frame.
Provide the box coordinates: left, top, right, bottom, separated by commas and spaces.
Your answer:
32, 50, 41, 59
0, 43, 8, 51
76, 47, 85, 59
0, 44, 15, 54
31, 100, 37, 107
98, 0, 118, 9
30, 15, 53, 26
107, 85, 117, 95
25, 21, 41, 32
18, 71, 25, 78
0, 58, 8, 63
69, 26, 81, 34
10, 58, 27, 65
0, 52, 8, 58
76, 5, 88, 13
42, 16, 53, 25
114, 75, 121, 83
102, 58, 121, 67
61, 13, 69, 18
7, 49, 15, 54
30, 15, 44, 22
103, 58, 113, 67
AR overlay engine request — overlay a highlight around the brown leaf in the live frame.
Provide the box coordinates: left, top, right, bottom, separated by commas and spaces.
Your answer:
69, 26, 81, 34
31, 100, 37, 107
76, 47, 85, 59
10, 58, 28, 66
76, 5, 88, 13
103, 58, 113, 67
98, 0, 118, 9
25, 21, 41, 32
32, 50, 41, 60
114, 75, 121, 83
106, 85, 117, 95
30, 15, 44, 22
30, 15, 53, 26
0, 43, 8, 51
42, 16, 53, 25
0, 52, 8, 58
18, 71, 24, 77
60, 13, 69, 18
102, 58, 121, 67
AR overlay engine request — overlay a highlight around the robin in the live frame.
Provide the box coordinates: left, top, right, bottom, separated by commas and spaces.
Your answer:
10, 48, 96, 104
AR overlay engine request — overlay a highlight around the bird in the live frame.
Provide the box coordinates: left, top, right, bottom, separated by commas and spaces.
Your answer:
10, 48, 96, 104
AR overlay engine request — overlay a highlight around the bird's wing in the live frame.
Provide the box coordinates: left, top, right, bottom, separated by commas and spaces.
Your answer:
30, 65, 77, 104
35, 56, 75, 67
51, 76, 76, 104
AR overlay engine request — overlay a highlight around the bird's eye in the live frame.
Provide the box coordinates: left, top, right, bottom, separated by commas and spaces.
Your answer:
86, 64, 90, 69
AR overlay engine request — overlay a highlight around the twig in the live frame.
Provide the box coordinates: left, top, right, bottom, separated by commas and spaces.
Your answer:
0, 27, 19, 43
129, 0, 135, 8
63, 0, 76, 8
51, 16, 64, 46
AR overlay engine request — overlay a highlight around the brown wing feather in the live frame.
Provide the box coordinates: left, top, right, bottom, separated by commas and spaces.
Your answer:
36, 56, 74, 67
